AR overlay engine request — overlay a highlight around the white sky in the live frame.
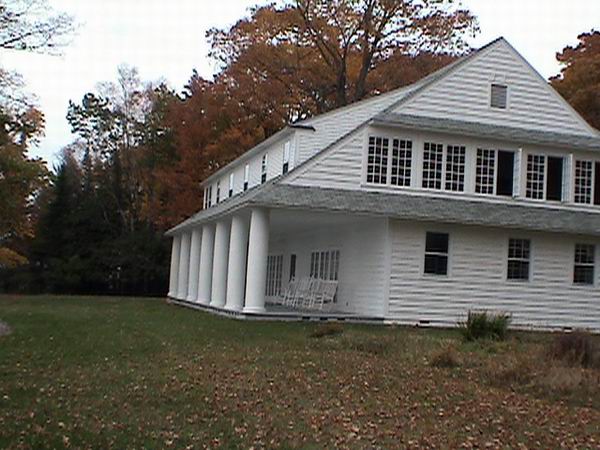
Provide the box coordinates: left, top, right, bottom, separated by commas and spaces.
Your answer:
1, 0, 599, 166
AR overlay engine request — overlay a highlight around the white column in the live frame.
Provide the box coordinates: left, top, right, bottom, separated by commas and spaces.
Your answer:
225, 215, 249, 311
186, 228, 202, 302
168, 235, 181, 298
177, 232, 192, 300
210, 219, 231, 308
197, 224, 215, 305
244, 208, 270, 314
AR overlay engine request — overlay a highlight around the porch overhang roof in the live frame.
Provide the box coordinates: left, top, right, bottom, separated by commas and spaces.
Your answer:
372, 113, 600, 152
167, 183, 600, 237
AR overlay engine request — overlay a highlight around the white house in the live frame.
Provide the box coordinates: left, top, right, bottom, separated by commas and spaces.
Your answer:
166, 37, 600, 331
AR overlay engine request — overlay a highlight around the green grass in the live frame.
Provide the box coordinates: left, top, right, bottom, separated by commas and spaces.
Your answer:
0, 295, 599, 448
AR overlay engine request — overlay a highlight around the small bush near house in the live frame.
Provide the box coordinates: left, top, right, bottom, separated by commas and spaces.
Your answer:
548, 331, 600, 369
459, 311, 511, 342
430, 344, 461, 368
310, 322, 344, 338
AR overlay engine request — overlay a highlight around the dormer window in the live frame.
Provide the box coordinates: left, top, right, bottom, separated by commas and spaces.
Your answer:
244, 164, 249, 191
491, 83, 508, 109
261, 154, 268, 184
283, 141, 291, 174
216, 181, 221, 203
229, 173, 234, 197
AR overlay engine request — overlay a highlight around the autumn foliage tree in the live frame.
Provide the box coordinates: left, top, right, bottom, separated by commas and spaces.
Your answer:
551, 30, 600, 130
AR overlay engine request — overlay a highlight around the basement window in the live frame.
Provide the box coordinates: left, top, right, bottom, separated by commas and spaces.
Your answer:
424, 232, 449, 276
574, 244, 595, 285
491, 84, 508, 109
507, 238, 530, 281
366, 136, 389, 184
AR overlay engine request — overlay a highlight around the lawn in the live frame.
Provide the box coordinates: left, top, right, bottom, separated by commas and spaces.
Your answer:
0, 296, 599, 449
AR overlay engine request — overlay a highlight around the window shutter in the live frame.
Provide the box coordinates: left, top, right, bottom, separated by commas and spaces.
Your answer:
563, 153, 573, 203
491, 84, 508, 109
513, 148, 522, 197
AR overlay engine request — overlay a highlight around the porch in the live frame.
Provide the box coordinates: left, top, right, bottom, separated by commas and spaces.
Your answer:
167, 206, 388, 319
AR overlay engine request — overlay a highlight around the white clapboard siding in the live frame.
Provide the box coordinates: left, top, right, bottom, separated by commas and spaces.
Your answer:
397, 40, 596, 137
388, 221, 600, 330
269, 217, 388, 317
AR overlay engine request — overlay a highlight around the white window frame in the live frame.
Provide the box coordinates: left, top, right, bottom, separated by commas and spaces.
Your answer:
261, 154, 268, 184
283, 141, 291, 174
266, 255, 283, 297
525, 153, 546, 201
574, 243, 595, 286
507, 238, 531, 282
390, 138, 413, 187
365, 136, 390, 185
475, 148, 497, 195
228, 173, 234, 197
216, 181, 221, 203
421, 142, 445, 190
423, 231, 450, 277
490, 83, 509, 110
207, 185, 213, 208
445, 145, 466, 192
310, 250, 340, 281
574, 159, 594, 205
244, 164, 250, 191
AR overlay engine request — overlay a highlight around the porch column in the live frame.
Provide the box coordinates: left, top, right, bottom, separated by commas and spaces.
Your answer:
225, 214, 249, 311
244, 208, 270, 314
177, 232, 192, 300
168, 235, 181, 298
210, 219, 231, 308
197, 224, 215, 305
186, 227, 202, 302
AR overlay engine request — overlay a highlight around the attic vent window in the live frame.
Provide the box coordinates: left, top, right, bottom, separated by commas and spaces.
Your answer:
491, 83, 508, 109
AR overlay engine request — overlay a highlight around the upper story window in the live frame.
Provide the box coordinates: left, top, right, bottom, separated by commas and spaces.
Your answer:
526, 154, 564, 201
207, 186, 213, 208
391, 139, 412, 187
244, 164, 249, 191
229, 173, 234, 198
574, 244, 595, 285
475, 149, 515, 197
261, 154, 268, 184
203, 188, 208, 209
216, 181, 221, 203
367, 136, 389, 184
283, 141, 291, 174
574, 160, 593, 204
445, 145, 466, 192
507, 238, 530, 281
491, 83, 508, 109
422, 142, 444, 190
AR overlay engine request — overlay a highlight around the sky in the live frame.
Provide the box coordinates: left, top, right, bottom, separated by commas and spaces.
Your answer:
2, 0, 599, 166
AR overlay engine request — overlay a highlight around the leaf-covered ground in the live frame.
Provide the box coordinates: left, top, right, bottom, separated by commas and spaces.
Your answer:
0, 295, 598, 449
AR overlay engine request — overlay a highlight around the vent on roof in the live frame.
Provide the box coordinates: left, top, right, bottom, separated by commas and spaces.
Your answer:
491, 83, 508, 109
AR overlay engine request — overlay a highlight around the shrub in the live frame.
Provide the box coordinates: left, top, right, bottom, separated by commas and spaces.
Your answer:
430, 345, 461, 368
459, 311, 511, 342
548, 331, 600, 369
310, 322, 344, 338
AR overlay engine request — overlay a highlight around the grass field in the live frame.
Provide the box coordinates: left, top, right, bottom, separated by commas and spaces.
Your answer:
0, 295, 599, 449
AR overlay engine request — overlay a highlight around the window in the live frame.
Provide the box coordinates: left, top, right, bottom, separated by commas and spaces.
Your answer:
366, 136, 389, 184
424, 232, 449, 276
289, 254, 297, 281
491, 83, 508, 109
507, 239, 530, 281
216, 181, 221, 203
476, 148, 496, 194
526, 154, 545, 200
229, 173, 234, 198
283, 141, 291, 174
266, 255, 283, 297
574, 160, 593, 204
595, 163, 600, 206
497, 150, 515, 197
390, 139, 412, 187
203, 188, 208, 209
244, 164, 249, 191
445, 145, 466, 192
422, 142, 444, 190
310, 250, 340, 281
546, 157, 564, 201
261, 154, 268, 184
207, 186, 213, 208
574, 244, 595, 285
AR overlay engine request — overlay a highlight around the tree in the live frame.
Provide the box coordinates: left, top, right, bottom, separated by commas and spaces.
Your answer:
551, 30, 600, 130
0, 0, 75, 53
209, 0, 477, 111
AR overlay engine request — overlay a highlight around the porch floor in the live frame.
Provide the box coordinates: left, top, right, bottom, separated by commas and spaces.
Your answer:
167, 298, 385, 324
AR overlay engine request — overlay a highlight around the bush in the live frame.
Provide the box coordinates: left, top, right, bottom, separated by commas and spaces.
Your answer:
548, 331, 600, 369
310, 322, 344, 338
430, 344, 461, 368
459, 311, 511, 342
